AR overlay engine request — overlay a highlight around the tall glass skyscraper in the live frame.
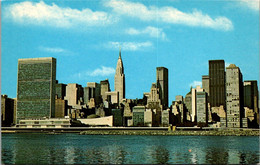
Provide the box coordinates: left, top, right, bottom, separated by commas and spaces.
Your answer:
16, 57, 56, 123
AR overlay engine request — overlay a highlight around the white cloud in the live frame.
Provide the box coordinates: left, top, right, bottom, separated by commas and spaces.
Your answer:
90, 66, 115, 76
239, 0, 259, 11
74, 66, 115, 79
5, 1, 114, 28
189, 81, 202, 88
39, 46, 67, 53
106, 41, 153, 51
105, 0, 233, 31
126, 26, 167, 40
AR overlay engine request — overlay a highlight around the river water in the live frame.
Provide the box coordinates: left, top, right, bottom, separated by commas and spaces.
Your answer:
1, 133, 259, 164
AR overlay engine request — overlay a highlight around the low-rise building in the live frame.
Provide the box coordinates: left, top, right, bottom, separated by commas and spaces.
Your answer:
16, 118, 71, 128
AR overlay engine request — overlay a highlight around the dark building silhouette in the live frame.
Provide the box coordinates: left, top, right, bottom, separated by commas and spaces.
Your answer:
244, 80, 259, 113
16, 57, 56, 123
56, 81, 67, 99
209, 60, 225, 108
156, 67, 168, 109
1, 95, 15, 127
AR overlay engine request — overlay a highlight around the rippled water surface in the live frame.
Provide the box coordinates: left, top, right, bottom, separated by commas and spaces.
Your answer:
2, 133, 259, 164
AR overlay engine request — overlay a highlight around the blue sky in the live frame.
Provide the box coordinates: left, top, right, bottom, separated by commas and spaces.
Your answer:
1, 0, 259, 103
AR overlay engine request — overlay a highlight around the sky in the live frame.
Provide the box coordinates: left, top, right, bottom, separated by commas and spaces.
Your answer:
1, 0, 259, 104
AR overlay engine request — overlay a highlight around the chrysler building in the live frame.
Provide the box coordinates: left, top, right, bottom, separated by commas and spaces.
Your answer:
114, 48, 125, 102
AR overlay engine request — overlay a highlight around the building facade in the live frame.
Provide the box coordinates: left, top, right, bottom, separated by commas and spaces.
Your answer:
133, 106, 145, 126
226, 64, 244, 128
196, 91, 208, 123
243, 80, 259, 113
1, 95, 15, 127
16, 57, 56, 123
64, 83, 84, 107
202, 75, 209, 94
209, 60, 225, 108
156, 67, 169, 109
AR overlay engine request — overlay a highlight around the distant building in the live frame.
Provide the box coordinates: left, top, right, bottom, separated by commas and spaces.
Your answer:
184, 89, 192, 121
56, 81, 66, 99
144, 109, 155, 127
156, 67, 169, 109
196, 91, 208, 123
16, 57, 56, 123
191, 88, 197, 122
226, 64, 244, 128
100, 79, 110, 102
244, 80, 259, 113
106, 91, 119, 104
84, 82, 101, 106
209, 60, 225, 108
133, 106, 145, 126
202, 75, 209, 94
64, 83, 84, 107
161, 109, 170, 127
1, 95, 15, 127
111, 108, 123, 126
55, 97, 67, 118
114, 49, 125, 102
175, 95, 183, 102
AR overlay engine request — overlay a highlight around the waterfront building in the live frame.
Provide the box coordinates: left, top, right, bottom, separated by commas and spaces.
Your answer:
156, 67, 169, 109
202, 75, 209, 94
100, 79, 111, 102
64, 83, 84, 107
196, 91, 208, 123
56, 81, 67, 99
78, 116, 113, 127
114, 49, 125, 102
161, 109, 170, 127
144, 109, 155, 127
132, 106, 145, 126
122, 99, 133, 126
209, 60, 226, 108
172, 101, 185, 124
1, 95, 15, 127
16, 118, 70, 128
16, 57, 56, 123
226, 64, 244, 128
243, 80, 259, 113
111, 108, 123, 126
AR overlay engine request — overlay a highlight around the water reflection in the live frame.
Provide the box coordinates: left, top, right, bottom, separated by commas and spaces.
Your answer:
1, 134, 259, 164
152, 146, 170, 164
205, 147, 229, 164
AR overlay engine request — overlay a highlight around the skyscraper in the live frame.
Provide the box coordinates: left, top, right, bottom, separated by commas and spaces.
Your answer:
209, 60, 225, 108
226, 64, 243, 128
244, 80, 259, 113
114, 49, 125, 102
16, 57, 56, 123
156, 67, 168, 109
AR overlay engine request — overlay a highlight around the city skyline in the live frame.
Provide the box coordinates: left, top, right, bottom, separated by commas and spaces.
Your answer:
1, 0, 259, 102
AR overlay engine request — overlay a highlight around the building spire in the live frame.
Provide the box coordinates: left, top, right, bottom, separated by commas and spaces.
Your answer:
119, 46, 121, 59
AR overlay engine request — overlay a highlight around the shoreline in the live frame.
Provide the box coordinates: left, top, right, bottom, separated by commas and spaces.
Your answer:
79, 130, 259, 136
